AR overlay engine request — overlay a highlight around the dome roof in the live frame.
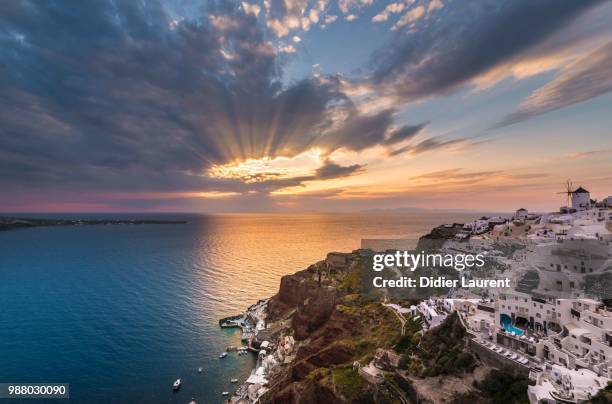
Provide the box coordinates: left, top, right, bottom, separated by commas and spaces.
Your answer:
572, 186, 589, 194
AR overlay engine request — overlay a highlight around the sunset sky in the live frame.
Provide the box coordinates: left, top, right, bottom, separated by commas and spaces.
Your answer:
1, 0, 612, 213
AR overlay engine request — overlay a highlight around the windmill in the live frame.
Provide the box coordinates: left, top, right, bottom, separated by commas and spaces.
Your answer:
557, 179, 573, 207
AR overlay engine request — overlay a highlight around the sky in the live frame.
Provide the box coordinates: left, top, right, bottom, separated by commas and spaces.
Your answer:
1, 0, 612, 213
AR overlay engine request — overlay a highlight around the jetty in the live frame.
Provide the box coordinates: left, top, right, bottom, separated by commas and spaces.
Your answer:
219, 299, 268, 348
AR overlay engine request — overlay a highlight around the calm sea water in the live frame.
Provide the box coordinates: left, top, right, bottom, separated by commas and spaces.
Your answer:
0, 212, 489, 403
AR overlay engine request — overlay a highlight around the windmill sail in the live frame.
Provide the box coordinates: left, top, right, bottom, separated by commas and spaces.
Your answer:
556, 180, 573, 207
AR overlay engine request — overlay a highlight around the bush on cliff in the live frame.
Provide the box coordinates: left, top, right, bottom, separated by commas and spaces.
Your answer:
394, 335, 417, 356
470, 368, 531, 404
413, 312, 476, 376
332, 366, 367, 398
341, 269, 362, 293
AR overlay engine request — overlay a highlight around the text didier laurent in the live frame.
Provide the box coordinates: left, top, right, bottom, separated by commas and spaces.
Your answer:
372, 276, 510, 288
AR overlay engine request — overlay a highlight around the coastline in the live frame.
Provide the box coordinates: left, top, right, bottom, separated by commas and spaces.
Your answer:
220, 204, 612, 403
0, 216, 187, 231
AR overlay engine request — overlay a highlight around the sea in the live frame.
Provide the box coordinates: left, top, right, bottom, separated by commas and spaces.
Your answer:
0, 212, 492, 403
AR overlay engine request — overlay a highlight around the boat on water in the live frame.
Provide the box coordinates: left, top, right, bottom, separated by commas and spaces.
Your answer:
188, 399, 196, 404
222, 391, 229, 396
231, 378, 238, 383
198, 367, 203, 373
172, 379, 181, 391
219, 352, 228, 359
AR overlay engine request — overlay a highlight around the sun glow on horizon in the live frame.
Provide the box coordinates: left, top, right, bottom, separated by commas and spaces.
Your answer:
207, 148, 325, 183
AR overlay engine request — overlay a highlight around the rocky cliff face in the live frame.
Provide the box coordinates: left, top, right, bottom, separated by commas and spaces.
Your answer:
260, 251, 402, 404
255, 248, 531, 404
267, 265, 339, 340
416, 223, 465, 250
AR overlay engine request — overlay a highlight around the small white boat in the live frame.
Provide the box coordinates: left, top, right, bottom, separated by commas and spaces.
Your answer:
198, 367, 203, 373
231, 378, 238, 383
188, 399, 196, 404
219, 352, 228, 359
172, 379, 181, 391
222, 391, 229, 396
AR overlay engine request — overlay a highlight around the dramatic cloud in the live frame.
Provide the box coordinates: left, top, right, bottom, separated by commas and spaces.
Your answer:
370, 0, 604, 102
338, 0, 374, 14
427, 0, 444, 13
314, 160, 364, 179
263, 0, 330, 37
1, 0, 427, 203
372, 2, 405, 23
495, 41, 612, 127
324, 14, 338, 24
315, 109, 396, 152
279, 44, 297, 53
0, 0, 609, 211
566, 149, 612, 159
410, 168, 549, 185
383, 123, 427, 145
242, 2, 261, 16
387, 136, 466, 157
391, 5, 425, 31
411, 168, 502, 181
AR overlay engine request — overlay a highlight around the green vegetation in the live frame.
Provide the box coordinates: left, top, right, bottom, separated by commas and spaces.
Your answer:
473, 368, 531, 403
451, 368, 532, 404
332, 366, 367, 397
342, 269, 362, 293
331, 297, 402, 366
410, 312, 476, 377
587, 382, 612, 403
394, 332, 420, 356
330, 365, 402, 404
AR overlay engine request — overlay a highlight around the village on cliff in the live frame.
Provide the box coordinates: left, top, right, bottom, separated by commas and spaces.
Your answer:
221, 186, 612, 404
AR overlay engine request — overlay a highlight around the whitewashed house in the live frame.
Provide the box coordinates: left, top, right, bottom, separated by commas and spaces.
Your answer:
515, 208, 528, 219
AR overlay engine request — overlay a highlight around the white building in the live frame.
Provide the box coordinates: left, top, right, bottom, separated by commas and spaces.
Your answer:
496, 293, 612, 378
464, 219, 489, 235
515, 208, 528, 219
528, 365, 608, 403
417, 300, 447, 329
455, 293, 612, 402
571, 187, 591, 211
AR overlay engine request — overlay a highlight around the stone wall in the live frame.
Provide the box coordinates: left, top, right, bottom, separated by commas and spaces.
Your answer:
468, 339, 530, 376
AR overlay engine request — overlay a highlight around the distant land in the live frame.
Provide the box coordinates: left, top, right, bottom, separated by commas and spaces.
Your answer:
0, 216, 187, 231
359, 207, 501, 214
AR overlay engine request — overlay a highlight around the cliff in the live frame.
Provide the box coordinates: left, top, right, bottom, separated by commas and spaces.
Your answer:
246, 249, 531, 404
417, 223, 466, 250
260, 251, 404, 403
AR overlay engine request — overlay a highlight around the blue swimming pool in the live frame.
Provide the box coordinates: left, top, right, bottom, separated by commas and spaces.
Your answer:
500, 314, 524, 336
